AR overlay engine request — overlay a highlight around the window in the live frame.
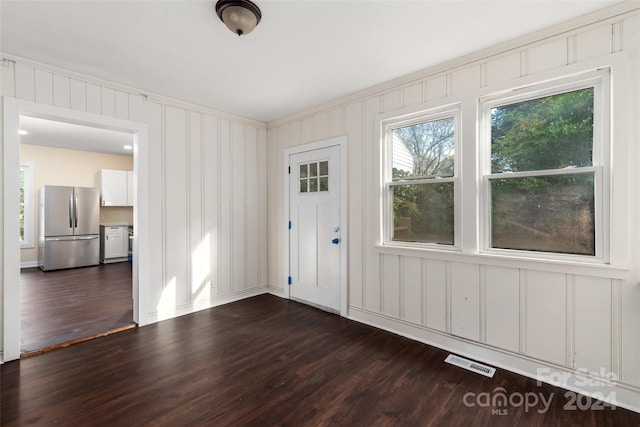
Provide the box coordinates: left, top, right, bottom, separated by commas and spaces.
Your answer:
20, 162, 35, 248
483, 75, 607, 258
383, 107, 459, 246
299, 160, 329, 193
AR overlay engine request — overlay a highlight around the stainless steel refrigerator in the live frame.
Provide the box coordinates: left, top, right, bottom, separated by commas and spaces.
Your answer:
39, 185, 100, 271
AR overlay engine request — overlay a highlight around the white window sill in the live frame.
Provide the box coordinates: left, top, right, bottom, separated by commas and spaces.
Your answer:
375, 243, 629, 279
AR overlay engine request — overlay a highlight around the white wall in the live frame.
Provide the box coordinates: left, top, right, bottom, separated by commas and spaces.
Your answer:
1, 55, 268, 357
267, 7, 640, 411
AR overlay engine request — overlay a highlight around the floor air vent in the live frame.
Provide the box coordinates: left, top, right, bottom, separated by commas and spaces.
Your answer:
445, 354, 496, 378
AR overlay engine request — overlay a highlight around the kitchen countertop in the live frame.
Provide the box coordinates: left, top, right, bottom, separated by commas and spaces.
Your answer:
100, 223, 132, 227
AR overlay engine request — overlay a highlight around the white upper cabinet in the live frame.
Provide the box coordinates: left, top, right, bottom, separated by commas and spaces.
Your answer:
98, 169, 132, 206
127, 171, 134, 206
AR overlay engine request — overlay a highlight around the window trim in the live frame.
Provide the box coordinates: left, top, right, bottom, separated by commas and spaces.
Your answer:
479, 70, 610, 263
381, 104, 462, 250
19, 162, 35, 249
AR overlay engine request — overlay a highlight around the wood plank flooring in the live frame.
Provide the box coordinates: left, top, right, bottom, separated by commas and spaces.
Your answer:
20, 262, 134, 354
2, 294, 639, 426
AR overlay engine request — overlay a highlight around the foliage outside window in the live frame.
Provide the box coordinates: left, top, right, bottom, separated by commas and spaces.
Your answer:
385, 111, 458, 246
20, 162, 35, 248
486, 84, 603, 257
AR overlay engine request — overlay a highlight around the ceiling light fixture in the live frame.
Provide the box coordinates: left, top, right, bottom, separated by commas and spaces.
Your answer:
124, 145, 133, 150
215, 0, 261, 36
19, 130, 28, 135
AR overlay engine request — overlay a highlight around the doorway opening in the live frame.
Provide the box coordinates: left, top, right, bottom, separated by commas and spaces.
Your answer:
3, 97, 150, 362
19, 116, 136, 355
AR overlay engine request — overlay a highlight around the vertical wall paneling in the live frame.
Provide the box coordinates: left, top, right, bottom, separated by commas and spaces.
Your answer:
115, 90, 129, 120
188, 111, 204, 304
573, 276, 612, 374
402, 83, 423, 108
86, 83, 101, 114
568, 36, 578, 65
566, 275, 576, 367
313, 111, 330, 141
330, 107, 343, 137
52, 75, 70, 108
69, 79, 87, 112
402, 256, 422, 325
163, 106, 189, 308
425, 75, 447, 102
613, 20, 624, 53
381, 254, 400, 318
485, 53, 521, 86
257, 128, 268, 286
14, 63, 35, 101
450, 262, 480, 341
451, 65, 481, 95
1, 60, 16, 98
34, 69, 53, 105
301, 116, 313, 144
141, 101, 164, 310
619, 279, 639, 385
219, 119, 231, 295
345, 102, 364, 308
363, 97, 381, 312
231, 122, 246, 291
577, 24, 614, 61
203, 115, 219, 298
485, 266, 520, 352
245, 125, 259, 288
267, 126, 286, 289
382, 90, 401, 114
101, 87, 116, 117
289, 120, 302, 147
528, 38, 568, 75
525, 270, 567, 365
424, 259, 447, 332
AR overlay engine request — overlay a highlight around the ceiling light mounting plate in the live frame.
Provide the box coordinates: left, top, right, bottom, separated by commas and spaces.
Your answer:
215, 0, 262, 36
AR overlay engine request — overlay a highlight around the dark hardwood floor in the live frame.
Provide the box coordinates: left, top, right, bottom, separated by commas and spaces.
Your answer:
2, 294, 638, 426
20, 262, 134, 354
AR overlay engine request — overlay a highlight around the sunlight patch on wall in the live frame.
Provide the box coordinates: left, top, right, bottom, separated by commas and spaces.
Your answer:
157, 277, 177, 320
192, 233, 211, 302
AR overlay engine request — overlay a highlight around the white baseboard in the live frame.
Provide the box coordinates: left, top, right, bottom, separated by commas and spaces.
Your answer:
348, 305, 640, 414
20, 261, 38, 268
145, 286, 268, 324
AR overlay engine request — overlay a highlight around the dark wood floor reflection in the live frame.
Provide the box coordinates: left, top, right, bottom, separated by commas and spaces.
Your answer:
3, 294, 638, 426
20, 262, 134, 354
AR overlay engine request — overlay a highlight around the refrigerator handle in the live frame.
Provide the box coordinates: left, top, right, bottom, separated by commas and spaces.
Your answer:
74, 195, 78, 228
69, 192, 74, 228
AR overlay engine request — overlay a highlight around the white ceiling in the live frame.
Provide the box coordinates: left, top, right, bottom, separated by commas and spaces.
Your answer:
20, 116, 134, 156
1, 0, 623, 125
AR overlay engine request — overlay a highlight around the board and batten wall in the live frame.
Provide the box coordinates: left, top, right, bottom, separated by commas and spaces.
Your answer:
0, 55, 268, 356
267, 7, 640, 411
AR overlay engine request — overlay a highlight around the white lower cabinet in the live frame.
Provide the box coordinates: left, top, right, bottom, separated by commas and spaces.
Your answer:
100, 225, 129, 263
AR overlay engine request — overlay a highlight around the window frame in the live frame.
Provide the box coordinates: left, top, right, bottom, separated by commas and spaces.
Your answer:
19, 162, 35, 249
479, 71, 610, 263
381, 104, 462, 250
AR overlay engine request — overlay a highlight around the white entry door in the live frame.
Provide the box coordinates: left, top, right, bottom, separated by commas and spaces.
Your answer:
289, 145, 341, 312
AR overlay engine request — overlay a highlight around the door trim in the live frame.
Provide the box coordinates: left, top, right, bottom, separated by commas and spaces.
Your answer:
2, 97, 149, 362
284, 136, 348, 316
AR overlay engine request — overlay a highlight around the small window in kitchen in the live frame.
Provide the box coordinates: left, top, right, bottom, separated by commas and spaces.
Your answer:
19, 162, 35, 248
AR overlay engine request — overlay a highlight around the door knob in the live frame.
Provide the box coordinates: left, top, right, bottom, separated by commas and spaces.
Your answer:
332, 238, 340, 245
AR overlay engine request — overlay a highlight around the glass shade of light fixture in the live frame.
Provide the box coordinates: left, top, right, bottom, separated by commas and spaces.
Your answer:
215, 0, 261, 36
